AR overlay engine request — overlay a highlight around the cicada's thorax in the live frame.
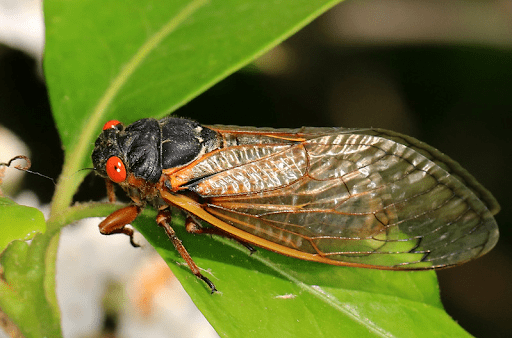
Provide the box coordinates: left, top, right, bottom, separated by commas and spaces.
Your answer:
115, 173, 165, 209
92, 117, 222, 208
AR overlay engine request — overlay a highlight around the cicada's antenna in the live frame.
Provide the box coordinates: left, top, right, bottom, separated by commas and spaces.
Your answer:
64, 167, 96, 181
76, 167, 97, 173
73, 167, 100, 179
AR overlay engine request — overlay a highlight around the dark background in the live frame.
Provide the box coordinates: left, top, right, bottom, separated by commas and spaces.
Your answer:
1, 1, 511, 337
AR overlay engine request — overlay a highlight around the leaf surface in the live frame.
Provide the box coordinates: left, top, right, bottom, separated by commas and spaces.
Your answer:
133, 211, 470, 337
0, 197, 46, 251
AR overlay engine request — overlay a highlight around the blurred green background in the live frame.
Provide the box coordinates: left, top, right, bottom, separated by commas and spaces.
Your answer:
1, 1, 510, 337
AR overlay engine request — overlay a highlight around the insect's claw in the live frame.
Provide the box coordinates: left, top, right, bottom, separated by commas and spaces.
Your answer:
200, 275, 217, 294
240, 242, 256, 255
129, 234, 140, 248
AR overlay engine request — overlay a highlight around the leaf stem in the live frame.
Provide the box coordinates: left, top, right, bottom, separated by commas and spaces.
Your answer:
46, 202, 124, 231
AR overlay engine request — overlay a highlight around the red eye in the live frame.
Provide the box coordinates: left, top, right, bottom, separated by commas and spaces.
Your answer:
105, 156, 127, 183
102, 120, 122, 130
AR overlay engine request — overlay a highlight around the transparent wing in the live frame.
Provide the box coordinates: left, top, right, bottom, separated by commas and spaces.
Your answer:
171, 129, 499, 269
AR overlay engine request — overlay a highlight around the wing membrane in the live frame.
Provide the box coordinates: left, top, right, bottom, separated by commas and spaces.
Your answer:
169, 128, 499, 269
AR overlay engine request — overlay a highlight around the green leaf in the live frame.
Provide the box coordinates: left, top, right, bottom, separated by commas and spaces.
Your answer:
0, 202, 123, 338
0, 197, 46, 251
133, 211, 470, 337
44, 0, 344, 215
0, 235, 62, 338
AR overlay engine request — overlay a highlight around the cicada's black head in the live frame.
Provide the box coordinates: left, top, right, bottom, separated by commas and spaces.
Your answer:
92, 118, 163, 184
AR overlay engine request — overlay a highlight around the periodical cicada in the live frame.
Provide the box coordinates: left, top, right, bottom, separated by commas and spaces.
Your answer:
92, 116, 500, 292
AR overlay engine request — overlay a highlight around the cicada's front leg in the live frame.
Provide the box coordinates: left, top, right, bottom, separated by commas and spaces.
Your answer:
99, 205, 141, 247
185, 215, 256, 255
105, 178, 116, 203
156, 209, 217, 293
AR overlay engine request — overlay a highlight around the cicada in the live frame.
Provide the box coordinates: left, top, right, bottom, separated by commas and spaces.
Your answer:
92, 116, 500, 292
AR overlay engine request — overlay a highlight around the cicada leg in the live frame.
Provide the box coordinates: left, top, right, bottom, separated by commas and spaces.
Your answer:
99, 205, 141, 247
105, 178, 116, 203
156, 209, 217, 293
185, 215, 257, 255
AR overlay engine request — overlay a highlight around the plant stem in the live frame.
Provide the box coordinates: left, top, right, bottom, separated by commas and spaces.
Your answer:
48, 161, 88, 226
47, 202, 124, 230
